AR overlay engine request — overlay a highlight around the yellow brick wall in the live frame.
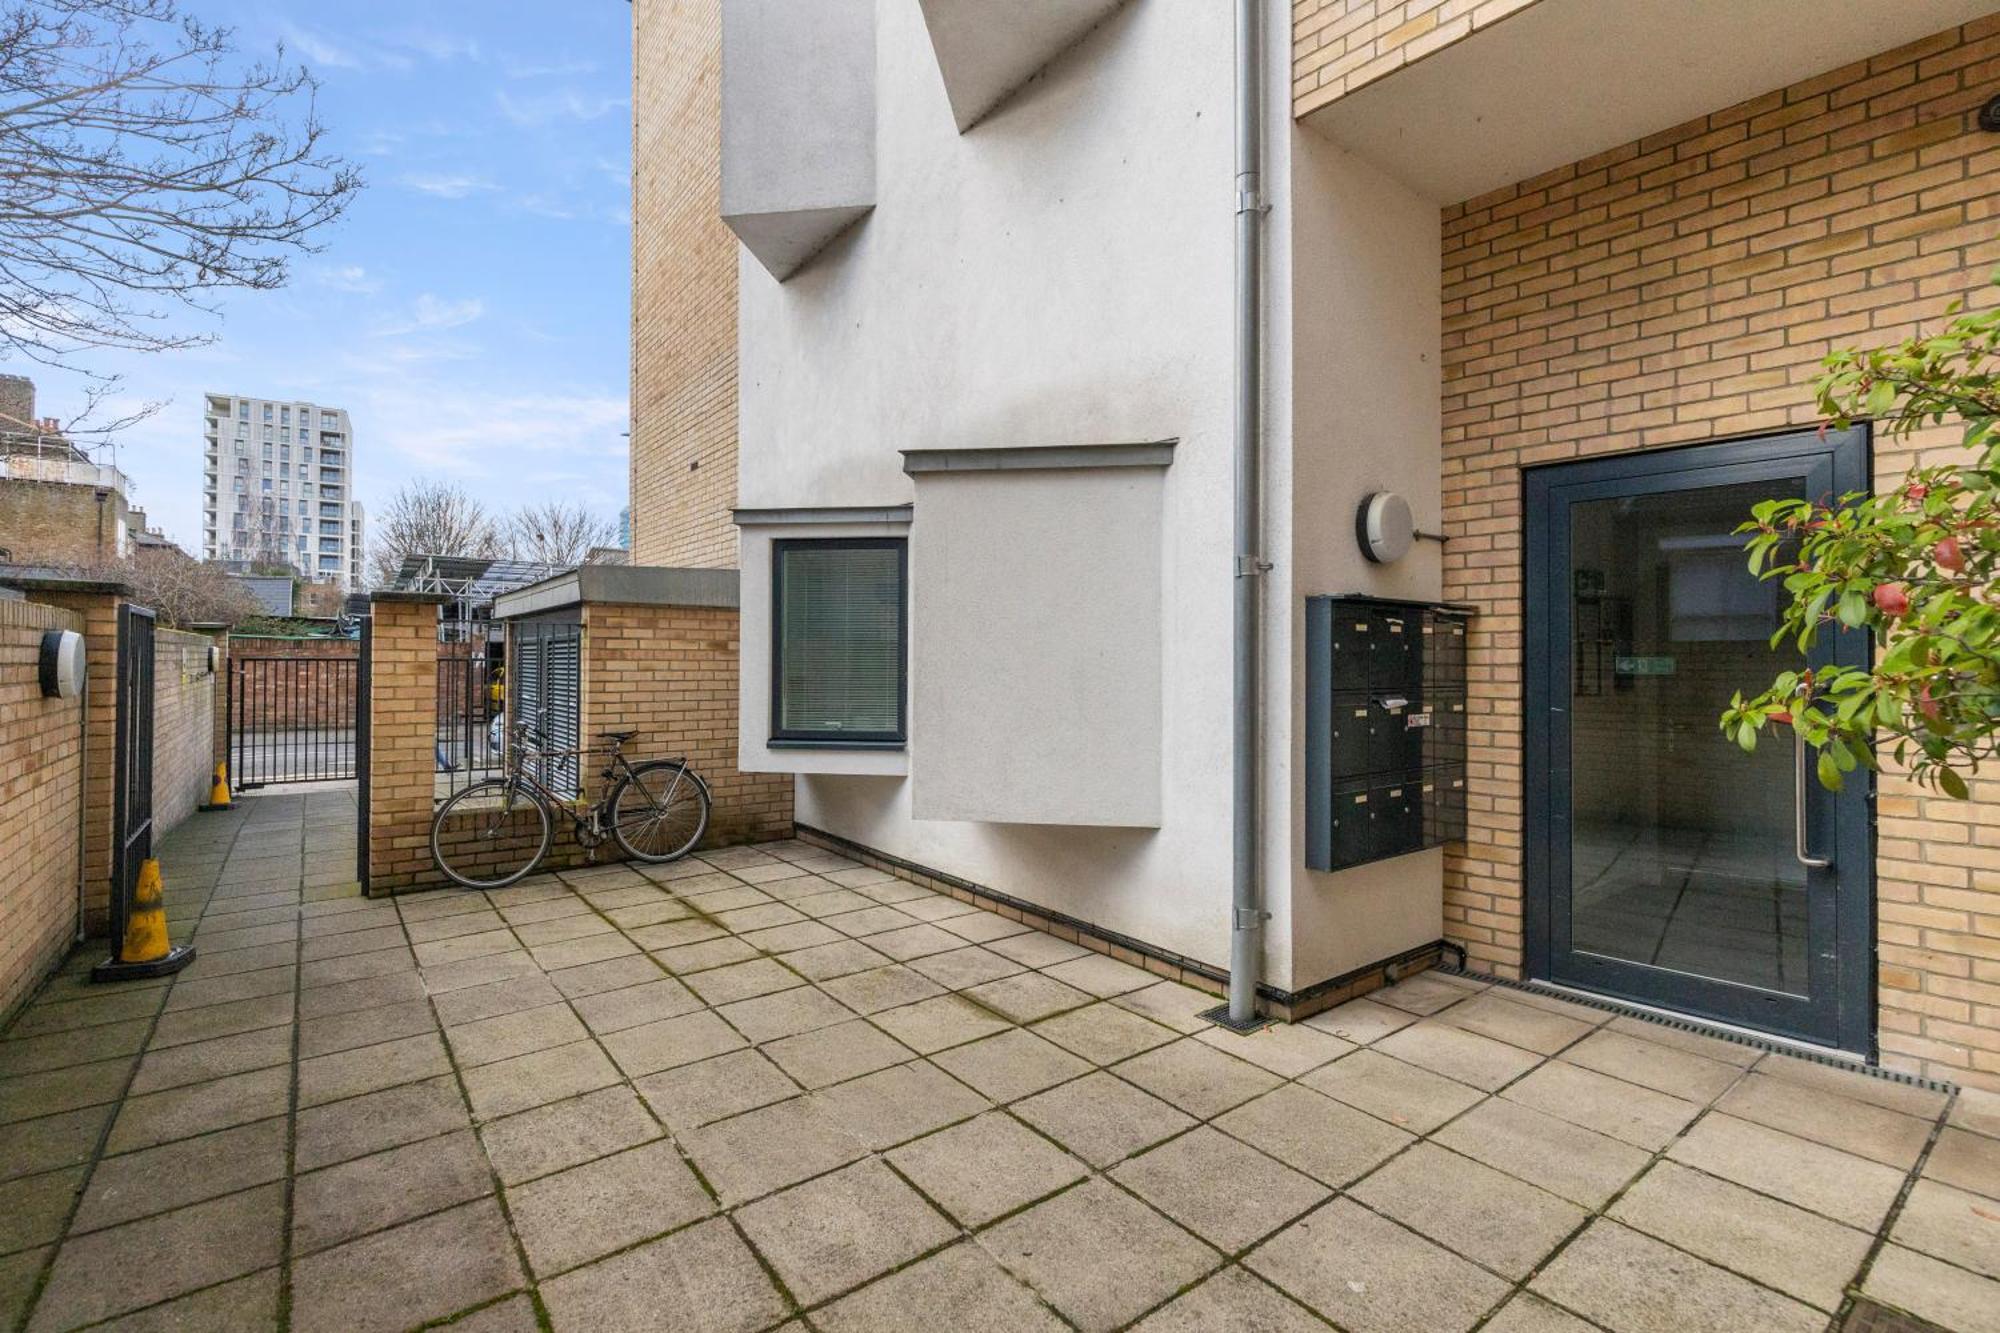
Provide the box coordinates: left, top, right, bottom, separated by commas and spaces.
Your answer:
1293, 0, 1541, 120
1437, 18, 2000, 1086
33, 588, 122, 935
0, 597, 84, 1018
0, 479, 133, 566
150, 628, 216, 842
631, 0, 740, 570
581, 601, 792, 844
366, 597, 445, 894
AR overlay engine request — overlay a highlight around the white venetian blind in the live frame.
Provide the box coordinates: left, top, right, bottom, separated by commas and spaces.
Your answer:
777, 542, 903, 737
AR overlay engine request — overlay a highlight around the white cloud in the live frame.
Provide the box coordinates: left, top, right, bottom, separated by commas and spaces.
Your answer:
400, 172, 495, 199
370, 295, 486, 338
315, 265, 382, 295
495, 89, 629, 128
282, 25, 365, 70
504, 58, 599, 80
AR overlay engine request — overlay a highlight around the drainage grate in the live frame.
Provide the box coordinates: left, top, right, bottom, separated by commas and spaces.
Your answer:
1433, 966, 1957, 1096
1197, 1003, 1271, 1035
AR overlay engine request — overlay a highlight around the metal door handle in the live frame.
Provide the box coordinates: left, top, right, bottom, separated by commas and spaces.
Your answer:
1795, 736, 1832, 870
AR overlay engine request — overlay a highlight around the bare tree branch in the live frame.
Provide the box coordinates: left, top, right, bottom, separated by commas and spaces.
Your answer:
507, 499, 613, 569
0, 0, 361, 377
367, 476, 505, 588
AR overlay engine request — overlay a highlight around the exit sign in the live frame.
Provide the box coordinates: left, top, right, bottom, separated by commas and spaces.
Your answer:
1614, 656, 1676, 677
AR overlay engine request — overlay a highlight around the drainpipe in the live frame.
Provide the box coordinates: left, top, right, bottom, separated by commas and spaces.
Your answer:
1228, 0, 1268, 1027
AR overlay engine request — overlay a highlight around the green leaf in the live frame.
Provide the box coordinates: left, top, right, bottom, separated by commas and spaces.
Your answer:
1816, 749, 1845, 791
1939, 767, 1969, 799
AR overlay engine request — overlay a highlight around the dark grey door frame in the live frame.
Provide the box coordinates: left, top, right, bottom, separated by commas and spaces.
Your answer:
1523, 427, 1874, 1055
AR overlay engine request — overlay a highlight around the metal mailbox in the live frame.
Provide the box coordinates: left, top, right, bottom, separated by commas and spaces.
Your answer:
1306, 595, 1473, 872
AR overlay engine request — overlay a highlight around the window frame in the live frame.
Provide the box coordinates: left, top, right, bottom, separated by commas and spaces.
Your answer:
769, 536, 908, 749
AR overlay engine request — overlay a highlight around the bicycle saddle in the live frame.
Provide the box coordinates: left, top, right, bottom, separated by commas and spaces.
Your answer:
600, 729, 639, 743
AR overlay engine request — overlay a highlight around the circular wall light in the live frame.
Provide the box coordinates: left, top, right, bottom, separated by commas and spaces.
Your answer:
1356, 492, 1416, 564
39, 629, 84, 699
1981, 93, 2000, 132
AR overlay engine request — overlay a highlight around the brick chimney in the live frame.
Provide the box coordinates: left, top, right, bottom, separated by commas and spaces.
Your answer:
0, 374, 34, 432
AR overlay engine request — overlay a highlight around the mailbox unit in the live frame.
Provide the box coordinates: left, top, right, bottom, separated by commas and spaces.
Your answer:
1305, 596, 1472, 872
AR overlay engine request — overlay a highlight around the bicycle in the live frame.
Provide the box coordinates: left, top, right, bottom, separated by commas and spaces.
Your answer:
430, 724, 712, 890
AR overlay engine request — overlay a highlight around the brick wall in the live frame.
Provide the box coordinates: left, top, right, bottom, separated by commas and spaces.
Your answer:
1435, 19, 2000, 1085
1293, 0, 1540, 119
0, 597, 83, 1018
365, 595, 445, 894
227, 648, 359, 734
151, 628, 217, 841
0, 479, 131, 565
630, 0, 740, 570
33, 588, 121, 934
581, 601, 791, 844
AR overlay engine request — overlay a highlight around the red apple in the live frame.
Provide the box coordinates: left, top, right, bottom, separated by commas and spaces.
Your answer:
1771, 710, 1794, 725
1917, 683, 1942, 724
1906, 483, 1929, 502
1936, 535, 1965, 572
1873, 583, 1911, 617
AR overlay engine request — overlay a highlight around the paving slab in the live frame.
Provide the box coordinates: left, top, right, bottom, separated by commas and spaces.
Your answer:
1529, 1219, 1823, 1333
981, 1178, 1221, 1333
3, 793, 1986, 1333
1246, 1197, 1508, 1333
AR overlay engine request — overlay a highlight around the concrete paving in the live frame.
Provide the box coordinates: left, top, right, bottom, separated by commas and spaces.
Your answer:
0, 789, 1996, 1331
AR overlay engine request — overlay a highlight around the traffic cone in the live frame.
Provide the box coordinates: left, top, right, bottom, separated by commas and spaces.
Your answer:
199, 762, 232, 811
91, 857, 194, 981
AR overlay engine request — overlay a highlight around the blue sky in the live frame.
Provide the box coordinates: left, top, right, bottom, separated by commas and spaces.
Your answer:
36, 0, 633, 555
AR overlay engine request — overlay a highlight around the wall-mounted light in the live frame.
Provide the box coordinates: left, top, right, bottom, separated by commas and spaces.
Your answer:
1982, 93, 2000, 133
1356, 492, 1450, 565
39, 630, 84, 699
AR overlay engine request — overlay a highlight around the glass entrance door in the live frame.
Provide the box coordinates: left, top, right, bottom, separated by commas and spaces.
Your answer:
1524, 429, 1872, 1052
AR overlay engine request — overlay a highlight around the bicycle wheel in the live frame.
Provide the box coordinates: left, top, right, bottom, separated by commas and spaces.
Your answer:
609, 761, 711, 863
432, 778, 553, 890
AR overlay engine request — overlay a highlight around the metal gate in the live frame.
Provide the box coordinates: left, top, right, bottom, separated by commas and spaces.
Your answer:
227, 650, 360, 787
436, 618, 505, 798
111, 604, 156, 949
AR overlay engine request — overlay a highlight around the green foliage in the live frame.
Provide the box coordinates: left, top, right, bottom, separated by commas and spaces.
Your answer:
1721, 274, 2000, 798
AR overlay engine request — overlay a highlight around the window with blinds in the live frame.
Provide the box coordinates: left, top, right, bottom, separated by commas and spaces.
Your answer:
772, 538, 907, 744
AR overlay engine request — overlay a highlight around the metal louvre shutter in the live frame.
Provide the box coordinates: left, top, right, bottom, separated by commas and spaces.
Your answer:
511, 621, 580, 799
545, 629, 580, 798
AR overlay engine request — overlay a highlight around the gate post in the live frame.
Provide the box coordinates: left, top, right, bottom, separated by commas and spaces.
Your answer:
366, 591, 448, 895
6, 576, 130, 935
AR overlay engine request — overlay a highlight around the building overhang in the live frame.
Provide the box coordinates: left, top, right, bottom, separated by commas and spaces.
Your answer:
720, 0, 876, 281
916, 0, 1130, 133
1301, 0, 1996, 204
491, 565, 741, 621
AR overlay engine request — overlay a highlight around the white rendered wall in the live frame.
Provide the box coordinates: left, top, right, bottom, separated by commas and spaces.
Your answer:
736, 0, 1245, 970
908, 466, 1164, 828
1282, 125, 1446, 985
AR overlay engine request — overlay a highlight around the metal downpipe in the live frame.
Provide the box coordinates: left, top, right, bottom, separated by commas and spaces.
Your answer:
1228, 0, 1267, 1026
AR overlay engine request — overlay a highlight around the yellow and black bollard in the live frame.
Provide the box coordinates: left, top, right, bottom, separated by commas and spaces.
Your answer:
91, 857, 195, 982
199, 762, 232, 812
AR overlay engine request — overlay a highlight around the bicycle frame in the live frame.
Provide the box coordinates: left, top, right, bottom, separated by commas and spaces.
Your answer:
501, 725, 690, 849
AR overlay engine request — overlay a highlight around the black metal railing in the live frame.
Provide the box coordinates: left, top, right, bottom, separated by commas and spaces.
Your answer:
228, 653, 360, 787
435, 618, 505, 798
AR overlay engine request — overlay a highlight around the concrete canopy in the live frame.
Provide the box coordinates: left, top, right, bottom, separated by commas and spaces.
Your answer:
721, 0, 876, 281
917, 0, 1130, 133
